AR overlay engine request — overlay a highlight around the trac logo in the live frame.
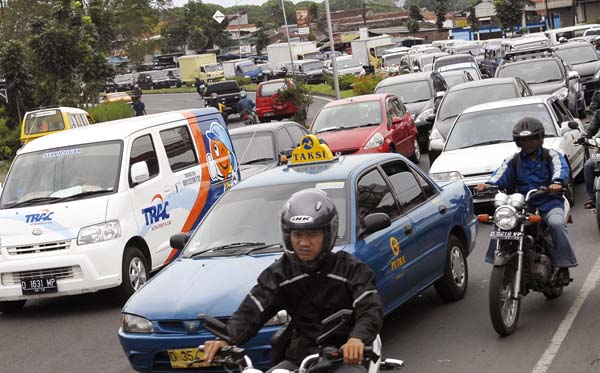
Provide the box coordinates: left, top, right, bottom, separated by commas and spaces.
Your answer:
25, 209, 54, 224
142, 194, 170, 226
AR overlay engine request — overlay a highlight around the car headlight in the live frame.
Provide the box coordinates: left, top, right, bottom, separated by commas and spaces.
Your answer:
244, 75, 250, 78
77, 220, 121, 245
364, 132, 385, 149
430, 171, 463, 181
258, 73, 263, 76
493, 206, 519, 230
552, 87, 568, 101
594, 70, 600, 80
430, 127, 442, 140
416, 108, 434, 123
120, 313, 154, 333
265, 310, 290, 326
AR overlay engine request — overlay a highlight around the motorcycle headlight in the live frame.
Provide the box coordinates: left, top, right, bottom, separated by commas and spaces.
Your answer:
77, 220, 121, 245
265, 310, 290, 326
493, 206, 519, 230
416, 108, 434, 123
508, 193, 525, 209
120, 313, 154, 333
364, 132, 384, 149
552, 87, 568, 101
430, 171, 463, 181
494, 192, 508, 207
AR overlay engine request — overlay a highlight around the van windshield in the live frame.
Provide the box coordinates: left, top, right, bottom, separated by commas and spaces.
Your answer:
24, 110, 65, 135
204, 64, 222, 72
0, 141, 122, 209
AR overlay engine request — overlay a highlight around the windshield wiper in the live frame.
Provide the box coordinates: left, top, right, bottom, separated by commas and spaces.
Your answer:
7, 196, 60, 208
354, 122, 381, 128
190, 242, 267, 257
530, 78, 562, 84
316, 126, 344, 133
241, 158, 274, 165
460, 139, 511, 149
50, 189, 113, 203
244, 243, 284, 255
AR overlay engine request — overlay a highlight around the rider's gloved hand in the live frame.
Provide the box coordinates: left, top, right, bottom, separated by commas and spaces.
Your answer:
341, 337, 364, 365
476, 183, 490, 192
203, 340, 228, 363
549, 183, 563, 193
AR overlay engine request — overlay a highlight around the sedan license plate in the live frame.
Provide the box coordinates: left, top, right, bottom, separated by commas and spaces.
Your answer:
264, 112, 274, 117
591, 153, 600, 161
489, 231, 523, 240
168, 348, 216, 369
21, 277, 57, 295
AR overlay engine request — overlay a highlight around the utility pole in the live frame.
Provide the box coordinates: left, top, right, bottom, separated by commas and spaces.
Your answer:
281, 0, 296, 76
236, 0, 242, 56
544, 0, 553, 29
325, 0, 340, 99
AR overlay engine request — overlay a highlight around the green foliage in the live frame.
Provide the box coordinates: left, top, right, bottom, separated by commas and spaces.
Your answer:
278, 80, 313, 126
187, 27, 209, 51
409, 5, 424, 21
255, 21, 269, 55
232, 76, 252, 86
325, 74, 354, 90
0, 112, 20, 161
0, 40, 33, 127
88, 101, 133, 123
493, 0, 524, 33
353, 74, 384, 96
467, 5, 479, 32
407, 19, 420, 33
435, 0, 447, 31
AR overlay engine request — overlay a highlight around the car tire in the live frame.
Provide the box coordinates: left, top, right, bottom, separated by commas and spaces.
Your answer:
116, 247, 149, 302
0, 300, 26, 314
409, 137, 421, 164
434, 235, 468, 302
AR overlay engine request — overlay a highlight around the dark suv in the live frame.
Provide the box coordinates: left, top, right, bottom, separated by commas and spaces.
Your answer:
204, 80, 242, 117
553, 41, 600, 105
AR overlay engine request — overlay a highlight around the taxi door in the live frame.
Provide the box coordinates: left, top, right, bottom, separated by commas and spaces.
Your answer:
386, 97, 412, 156
351, 166, 420, 312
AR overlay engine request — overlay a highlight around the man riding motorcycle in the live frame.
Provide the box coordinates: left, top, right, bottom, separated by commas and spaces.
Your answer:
578, 107, 600, 209
203, 189, 383, 372
237, 90, 258, 124
476, 117, 578, 286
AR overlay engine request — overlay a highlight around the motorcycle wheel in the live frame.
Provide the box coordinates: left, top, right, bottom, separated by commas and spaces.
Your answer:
489, 265, 521, 337
596, 190, 600, 233
543, 286, 563, 300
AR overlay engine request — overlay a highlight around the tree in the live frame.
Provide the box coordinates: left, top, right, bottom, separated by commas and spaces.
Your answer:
0, 40, 33, 126
493, 0, 524, 34
255, 21, 269, 55
467, 5, 479, 33
407, 20, 420, 33
435, 0, 447, 32
187, 27, 209, 51
409, 5, 424, 21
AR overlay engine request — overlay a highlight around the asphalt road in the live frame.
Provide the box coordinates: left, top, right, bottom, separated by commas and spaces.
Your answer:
2, 94, 600, 373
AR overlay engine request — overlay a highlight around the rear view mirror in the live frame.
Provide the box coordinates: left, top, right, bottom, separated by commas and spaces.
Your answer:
568, 121, 579, 130
130, 161, 150, 185
170, 233, 189, 252
392, 116, 403, 125
568, 71, 580, 80
425, 114, 436, 123
363, 213, 391, 235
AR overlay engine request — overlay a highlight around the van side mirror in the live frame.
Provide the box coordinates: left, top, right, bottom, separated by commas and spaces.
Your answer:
130, 161, 150, 185
567, 121, 579, 130
362, 213, 391, 235
170, 232, 189, 252
568, 71, 580, 80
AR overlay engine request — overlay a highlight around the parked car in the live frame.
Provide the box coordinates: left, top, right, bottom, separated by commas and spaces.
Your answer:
255, 79, 296, 122
283, 59, 324, 84
374, 71, 448, 148
428, 77, 533, 164
204, 80, 242, 117
310, 93, 420, 162
147, 70, 172, 89
446, 43, 485, 67
323, 55, 366, 77
429, 95, 585, 201
552, 41, 600, 104
135, 72, 154, 90
113, 73, 135, 92
230, 121, 308, 179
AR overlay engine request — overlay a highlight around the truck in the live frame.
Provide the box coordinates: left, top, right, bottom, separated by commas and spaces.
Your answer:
222, 58, 264, 82
178, 54, 223, 85
266, 42, 319, 68
350, 35, 394, 71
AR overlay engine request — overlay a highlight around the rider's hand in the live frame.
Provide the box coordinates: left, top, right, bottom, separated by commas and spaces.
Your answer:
549, 183, 563, 193
476, 183, 490, 192
203, 340, 228, 363
341, 337, 364, 365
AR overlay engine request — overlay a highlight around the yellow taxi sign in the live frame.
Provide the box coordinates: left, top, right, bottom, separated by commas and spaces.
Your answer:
289, 134, 336, 165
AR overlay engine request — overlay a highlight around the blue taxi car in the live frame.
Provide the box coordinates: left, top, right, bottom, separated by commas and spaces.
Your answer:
119, 135, 477, 372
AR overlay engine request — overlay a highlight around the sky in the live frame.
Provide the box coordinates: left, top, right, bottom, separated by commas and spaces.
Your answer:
171, 0, 321, 8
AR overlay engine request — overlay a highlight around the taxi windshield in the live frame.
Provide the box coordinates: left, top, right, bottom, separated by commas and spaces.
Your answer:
24, 110, 65, 135
312, 101, 381, 133
0, 141, 122, 209
183, 182, 349, 257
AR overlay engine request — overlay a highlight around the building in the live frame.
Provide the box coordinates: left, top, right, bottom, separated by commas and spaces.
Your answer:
576, 0, 600, 23
533, 0, 576, 28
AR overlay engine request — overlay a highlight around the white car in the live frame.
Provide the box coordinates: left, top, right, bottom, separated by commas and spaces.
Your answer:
323, 56, 365, 77
429, 95, 585, 201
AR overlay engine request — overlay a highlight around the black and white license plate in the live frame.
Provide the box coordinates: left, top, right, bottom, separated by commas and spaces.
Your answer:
489, 231, 523, 240
21, 277, 58, 295
264, 112, 274, 117
590, 153, 600, 161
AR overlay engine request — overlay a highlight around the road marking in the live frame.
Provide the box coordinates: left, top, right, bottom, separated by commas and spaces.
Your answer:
313, 96, 334, 102
532, 255, 600, 373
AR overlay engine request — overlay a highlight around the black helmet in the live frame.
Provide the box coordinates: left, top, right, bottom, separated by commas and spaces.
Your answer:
281, 189, 338, 270
513, 117, 545, 146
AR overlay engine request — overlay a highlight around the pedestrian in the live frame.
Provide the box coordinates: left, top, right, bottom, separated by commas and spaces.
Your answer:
132, 97, 146, 116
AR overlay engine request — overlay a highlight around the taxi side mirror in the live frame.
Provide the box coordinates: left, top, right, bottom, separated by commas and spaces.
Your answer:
130, 161, 150, 186
170, 233, 189, 252
363, 212, 391, 235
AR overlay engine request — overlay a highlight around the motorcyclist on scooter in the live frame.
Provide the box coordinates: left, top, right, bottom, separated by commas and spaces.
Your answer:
576, 105, 600, 209
237, 90, 258, 124
476, 117, 578, 286
204, 189, 383, 372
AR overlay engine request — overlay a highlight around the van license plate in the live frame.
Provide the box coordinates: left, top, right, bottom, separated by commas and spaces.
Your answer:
489, 231, 523, 240
168, 348, 218, 368
21, 277, 57, 295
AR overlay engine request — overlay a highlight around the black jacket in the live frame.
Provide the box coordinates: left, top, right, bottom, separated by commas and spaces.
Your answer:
585, 109, 600, 138
225, 251, 383, 365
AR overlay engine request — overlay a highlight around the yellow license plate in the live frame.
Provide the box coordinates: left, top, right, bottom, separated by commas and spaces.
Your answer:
168, 348, 214, 369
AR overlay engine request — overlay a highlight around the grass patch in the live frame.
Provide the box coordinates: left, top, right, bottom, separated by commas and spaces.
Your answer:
88, 101, 133, 123
307, 83, 354, 99
241, 83, 258, 91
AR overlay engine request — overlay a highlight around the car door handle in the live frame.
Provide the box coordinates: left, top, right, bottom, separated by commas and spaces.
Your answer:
403, 225, 413, 235
164, 186, 171, 193
438, 205, 447, 214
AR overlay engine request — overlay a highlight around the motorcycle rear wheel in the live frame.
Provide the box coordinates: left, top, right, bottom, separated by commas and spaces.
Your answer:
543, 286, 563, 300
489, 265, 521, 337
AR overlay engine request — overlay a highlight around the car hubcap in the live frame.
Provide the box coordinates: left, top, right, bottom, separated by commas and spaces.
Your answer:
450, 246, 465, 288
500, 270, 518, 327
129, 257, 147, 291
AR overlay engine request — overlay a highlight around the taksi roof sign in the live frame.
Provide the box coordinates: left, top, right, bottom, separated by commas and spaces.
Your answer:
289, 134, 336, 166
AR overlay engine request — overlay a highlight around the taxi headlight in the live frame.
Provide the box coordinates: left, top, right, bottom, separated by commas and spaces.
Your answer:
364, 132, 384, 149
493, 206, 519, 230
120, 313, 154, 333
77, 220, 121, 245
552, 87, 568, 101
431, 171, 462, 181
416, 108, 434, 123
265, 310, 290, 326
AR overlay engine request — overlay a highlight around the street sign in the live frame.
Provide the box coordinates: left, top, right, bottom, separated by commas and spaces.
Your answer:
212, 10, 225, 24
239, 45, 252, 55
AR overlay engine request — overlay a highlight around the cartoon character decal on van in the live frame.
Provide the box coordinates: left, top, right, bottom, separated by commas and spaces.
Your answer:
205, 122, 238, 186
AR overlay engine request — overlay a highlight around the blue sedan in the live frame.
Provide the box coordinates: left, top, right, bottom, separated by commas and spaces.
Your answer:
118, 135, 477, 372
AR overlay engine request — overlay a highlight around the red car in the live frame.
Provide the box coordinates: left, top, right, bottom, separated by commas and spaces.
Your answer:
255, 79, 296, 122
309, 93, 420, 162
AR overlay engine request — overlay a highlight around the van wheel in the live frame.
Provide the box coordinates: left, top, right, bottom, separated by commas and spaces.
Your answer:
116, 247, 149, 302
0, 300, 26, 314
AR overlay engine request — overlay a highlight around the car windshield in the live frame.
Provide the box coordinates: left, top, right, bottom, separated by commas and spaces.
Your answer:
260, 81, 287, 97
585, 29, 600, 36
0, 141, 122, 209
375, 80, 432, 103
240, 63, 258, 72
312, 101, 381, 133
437, 83, 517, 120
554, 45, 599, 65
440, 72, 469, 88
453, 46, 485, 56
338, 58, 361, 69
205, 64, 222, 72
24, 109, 65, 135
231, 132, 275, 165
383, 55, 403, 66
445, 104, 557, 151
182, 182, 348, 257
301, 61, 322, 71
435, 56, 473, 69
497, 60, 564, 84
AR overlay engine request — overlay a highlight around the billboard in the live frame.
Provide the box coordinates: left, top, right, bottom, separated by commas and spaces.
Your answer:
296, 9, 310, 35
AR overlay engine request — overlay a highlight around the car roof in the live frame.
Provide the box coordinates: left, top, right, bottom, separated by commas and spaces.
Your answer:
553, 41, 594, 50
229, 121, 302, 135
323, 94, 388, 108
24, 106, 88, 115
449, 77, 516, 91
500, 56, 560, 66
435, 54, 475, 62
461, 95, 550, 114
377, 71, 434, 86
19, 108, 220, 154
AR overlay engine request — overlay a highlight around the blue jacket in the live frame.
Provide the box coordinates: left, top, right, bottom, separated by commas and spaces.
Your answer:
487, 147, 569, 211
237, 98, 255, 113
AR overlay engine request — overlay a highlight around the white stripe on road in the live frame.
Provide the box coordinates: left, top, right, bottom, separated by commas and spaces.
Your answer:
532, 255, 600, 373
313, 96, 334, 102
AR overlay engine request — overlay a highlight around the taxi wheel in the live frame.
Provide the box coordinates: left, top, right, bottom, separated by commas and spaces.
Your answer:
434, 235, 468, 302
0, 300, 26, 314
117, 247, 149, 302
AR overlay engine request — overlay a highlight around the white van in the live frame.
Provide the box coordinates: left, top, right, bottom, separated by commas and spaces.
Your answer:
545, 24, 600, 45
0, 108, 239, 311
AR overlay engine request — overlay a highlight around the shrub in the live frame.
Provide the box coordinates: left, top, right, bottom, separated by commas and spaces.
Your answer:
87, 101, 133, 123
325, 74, 355, 91
0, 115, 20, 161
278, 80, 314, 126
232, 76, 252, 86
353, 74, 385, 96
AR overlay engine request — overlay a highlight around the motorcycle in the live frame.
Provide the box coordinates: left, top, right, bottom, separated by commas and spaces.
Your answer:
197, 83, 206, 98
240, 110, 259, 125
189, 309, 404, 373
575, 136, 600, 231
476, 187, 571, 336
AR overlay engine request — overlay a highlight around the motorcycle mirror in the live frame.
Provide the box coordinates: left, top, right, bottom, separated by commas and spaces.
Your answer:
198, 314, 232, 343
567, 121, 578, 130
316, 309, 353, 346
